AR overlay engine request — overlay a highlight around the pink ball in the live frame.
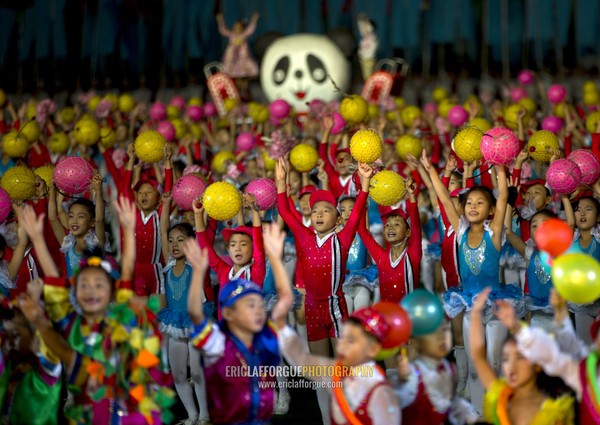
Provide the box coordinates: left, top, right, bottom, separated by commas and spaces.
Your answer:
269, 99, 291, 119
0, 188, 11, 223
541, 116, 563, 134
448, 105, 468, 127
567, 149, 600, 185
423, 102, 438, 115
331, 112, 346, 135
518, 70, 535, 85
172, 174, 207, 211
169, 96, 186, 111
481, 127, 520, 165
236, 132, 256, 151
149, 102, 167, 121
53, 157, 95, 195
203, 102, 217, 117
547, 84, 567, 104
245, 178, 277, 210
156, 121, 176, 142
546, 159, 582, 195
510, 87, 527, 103
186, 105, 203, 122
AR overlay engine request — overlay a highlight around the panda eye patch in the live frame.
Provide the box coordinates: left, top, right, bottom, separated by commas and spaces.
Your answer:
307, 54, 327, 83
273, 57, 290, 85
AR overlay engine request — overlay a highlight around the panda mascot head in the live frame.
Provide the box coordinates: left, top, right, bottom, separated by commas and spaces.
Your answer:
259, 32, 354, 113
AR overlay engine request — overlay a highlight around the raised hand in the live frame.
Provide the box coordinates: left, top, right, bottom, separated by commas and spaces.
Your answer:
17, 293, 46, 325
495, 300, 519, 333
26, 278, 44, 302
263, 222, 285, 260
322, 114, 334, 131
114, 195, 136, 229
182, 238, 208, 274
192, 197, 204, 215
357, 162, 374, 180
421, 149, 433, 171
91, 172, 103, 193
19, 205, 45, 240
472, 287, 491, 314
275, 158, 287, 182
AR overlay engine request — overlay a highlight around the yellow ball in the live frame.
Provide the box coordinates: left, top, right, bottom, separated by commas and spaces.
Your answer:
166, 105, 180, 119
189, 123, 202, 139
518, 97, 537, 116
60, 107, 75, 124
553, 102, 568, 119
395, 135, 423, 160
400, 105, 422, 127
48, 132, 70, 154
438, 100, 455, 118
20, 120, 41, 143
118, 94, 136, 113
527, 130, 559, 163
340, 95, 368, 125
367, 103, 380, 120
350, 129, 383, 163
74, 118, 100, 146
188, 97, 203, 106
88, 96, 101, 113
253, 105, 270, 123
262, 151, 276, 171
393, 97, 406, 110
1, 166, 36, 200
212, 150, 236, 174
104, 94, 119, 111
99, 126, 116, 148
2, 131, 29, 158
0, 89, 5, 107
170, 118, 187, 140
453, 126, 484, 163
432, 87, 448, 103
26, 102, 37, 120
583, 81, 598, 93
385, 110, 397, 122
134, 130, 167, 163
469, 117, 492, 133
587, 111, 600, 133
584, 90, 599, 106
290, 144, 319, 172
202, 181, 242, 221
503, 104, 529, 130
224, 98, 238, 112
34, 165, 54, 189
369, 170, 406, 206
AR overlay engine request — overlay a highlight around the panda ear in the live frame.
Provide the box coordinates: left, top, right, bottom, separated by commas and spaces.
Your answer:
326, 28, 356, 58
254, 32, 283, 61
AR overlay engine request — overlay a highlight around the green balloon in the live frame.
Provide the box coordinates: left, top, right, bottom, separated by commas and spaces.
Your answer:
552, 253, 600, 304
400, 289, 444, 336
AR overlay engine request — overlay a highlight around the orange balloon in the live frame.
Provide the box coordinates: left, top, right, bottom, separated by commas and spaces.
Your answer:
534, 218, 573, 257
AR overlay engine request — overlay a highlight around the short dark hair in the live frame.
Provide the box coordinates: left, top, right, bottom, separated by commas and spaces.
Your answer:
169, 222, 196, 238
461, 185, 496, 209
69, 199, 96, 219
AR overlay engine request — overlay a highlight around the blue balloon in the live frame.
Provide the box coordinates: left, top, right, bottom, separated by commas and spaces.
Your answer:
539, 251, 553, 274
400, 289, 444, 336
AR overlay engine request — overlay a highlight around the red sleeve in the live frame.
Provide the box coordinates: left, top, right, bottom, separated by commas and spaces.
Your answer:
164, 167, 173, 193
196, 230, 229, 282
406, 200, 422, 287
102, 149, 123, 188
479, 163, 493, 189
438, 202, 451, 230
592, 133, 600, 162
512, 167, 521, 184
563, 135, 572, 157
44, 276, 69, 288
122, 169, 135, 201
287, 196, 302, 222
193, 141, 201, 162
430, 134, 441, 166
277, 193, 310, 238
441, 175, 450, 189
410, 170, 422, 197
251, 225, 266, 287
206, 218, 218, 244
319, 143, 342, 196
465, 177, 475, 189
328, 142, 338, 168
339, 190, 368, 247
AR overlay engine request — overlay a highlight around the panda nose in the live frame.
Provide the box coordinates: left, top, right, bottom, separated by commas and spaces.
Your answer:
294, 70, 303, 79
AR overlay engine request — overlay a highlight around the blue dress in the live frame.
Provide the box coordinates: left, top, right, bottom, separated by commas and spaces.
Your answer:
342, 235, 378, 292
570, 229, 600, 314
525, 246, 553, 314
158, 262, 195, 339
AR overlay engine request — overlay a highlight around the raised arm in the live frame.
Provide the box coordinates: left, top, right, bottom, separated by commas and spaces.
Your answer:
91, 173, 105, 249
490, 165, 508, 249
47, 184, 66, 243
561, 195, 575, 229
469, 288, 497, 390
20, 205, 60, 278
275, 159, 305, 233
504, 205, 527, 259
264, 224, 294, 328
114, 195, 136, 282
7, 221, 28, 282
421, 149, 460, 232
184, 239, 209, 325
160, 192, 172, 261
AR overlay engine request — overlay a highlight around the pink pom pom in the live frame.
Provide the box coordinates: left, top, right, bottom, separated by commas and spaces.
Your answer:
546, 159, 582, 195
149, 102, 167, 121
423, 102, 438, 115
448, 105, 468, 127
156, 121, 176, 142
0, 188, 11, 223
53, 157, 95, 195
172, 174, 207, 211
269, 99, 291, 120
246, 178, 277, 210
331, 112, 346, 135
203, 102, 217, 117
95, 99, 113, 119
518, 70, 535, 86
481, 127, 520, 165
169, 96, 186, 111
186, 105, 203, 122
510, 87, 527, 103
567, 149, 600, 185
547, 85, 567, 104
541, 116, 563, 134
267, 130, 296, 159
236, 132, 256, 151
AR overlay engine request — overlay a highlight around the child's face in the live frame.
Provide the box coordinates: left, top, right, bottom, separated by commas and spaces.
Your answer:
227, 234, 253, 266
168, 228, 189, 260
524, 184, 550, 211
135, 183, 160, 213
338, 198, 356, 227
384, 216, 410, 244
382, 143, 396, 162
2, 315, 33, 357
311, 201, 339, 234
465, 191, 493, 223
501, 340, 539, 389
224, 294, 266, 333
337, 323, 380, 367
75, 267, 112, 317
116, 125, 127, 143
299, 194, 312, 217
336, 152, 354, 177
68, 204, 94, 237
415, 322, 451, 360
448, 175, 461, 193
181, 211, 195, 226
530, 214, 550, 242
289, 171, 301, 194
575, 198, 599, 231
245, 159, 259, 180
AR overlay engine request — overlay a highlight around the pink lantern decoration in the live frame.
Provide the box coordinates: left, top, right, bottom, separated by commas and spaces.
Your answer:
53, 157, 95, 195
567, 149, 600, 185
423, 102, 438, 115
448, 105, 468, 127
331, 112, 346, 135
172, 174, 207, 211
481, 127, 520, 165
510, 87, 527, 103
518, 70, 535, 86
156, 121, 176, 142
269, 99, 291, 119
169, 96, 186, 111
0, 188, 11, 223
547, 85, 567, 104
245, 178, 277, 210
541, 116, 563, 134
546, 159, 582, 195
149, 102, 167, 121
203, 102, 217, 117
236, 132, 256, 151
186, 105, 203, 122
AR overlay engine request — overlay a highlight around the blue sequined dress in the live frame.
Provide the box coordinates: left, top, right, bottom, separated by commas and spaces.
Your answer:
158, 261, 195, 338
342, 235, 378, 292
524, 242, 553, 314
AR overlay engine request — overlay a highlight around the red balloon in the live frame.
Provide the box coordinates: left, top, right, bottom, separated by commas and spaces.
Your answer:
372, 302, 412, 349
534, 218, 573, 257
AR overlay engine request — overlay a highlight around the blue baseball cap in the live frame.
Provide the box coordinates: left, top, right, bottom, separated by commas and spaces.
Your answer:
219, 279, 264, 308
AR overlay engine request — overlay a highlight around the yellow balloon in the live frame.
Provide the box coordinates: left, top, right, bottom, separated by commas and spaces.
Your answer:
400, 106, 422, 127
262, 151, 276, 171
2, 131, 29, 158
469, 117, 491, 133
437, 100, 455, 119
211, 150, 236, 174
432, 87, 448, 103
34, 165, 55, 189
118, 93, 136, 113
20, 120, 41, 143
134, 130, 167, 163
73, 118, 100, 146
518, 97, 537, 116
367, 103, 380, 120
375, 346, 400, 361
48, 132, 70, 154
527, 130, 559, 163
552, 253, 600, 304
584, 90, 599, 106
553, 102, 568, 119
166, 105, 180, 119
0, 166, 36, 200
453, 126, 483, 163
503, 104, 529, 130
99, 126, 117, 148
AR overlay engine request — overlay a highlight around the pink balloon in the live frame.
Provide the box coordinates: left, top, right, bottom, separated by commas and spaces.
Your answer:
423, 102, 438, 115
269, 99, 291, 119
331, 112, 346, 135
546, 159, 582, 195
567, 149, 600, 185
0, 188, 11, 223
518, 70, 535, 86
186, 105, 203, 122
448, 105, 468, 127
510, 87, 527, 103
203, 102, 217, 117
149, 102, 167, 121
481, 127, 520, 165
541, 116, 563, 134
156, 120, 176, 142
172, 174, 207, 211
236, 132, 256, 151
169, 96, 186, 111
53, 157, 95, 195
547, 84, 567, 104
246, 178, 277, 210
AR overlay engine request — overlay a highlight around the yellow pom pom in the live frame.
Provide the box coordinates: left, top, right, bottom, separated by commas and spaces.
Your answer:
432, 87, 448, 103
189, 123, 202, 139
118, 93, 136, 113
518, 98, 536, 116
503, 104, 529, 130
453, 126, 484, 163
1, 166, 36, 200
438, 100, 455, 118
2, 131, 29, 158
367, 103, 380, 120
59, 107, 75, 124
134, 130, 167, 163
0, 89, 5, 107
469, 117, 492, 133
395, 135, 422, 160
99, 126, 116, 148
350, 129, 383, 163
20, 120, 41, 143
369, 170, 406, 206
400, 106, 422, 127
340, 95, 368, 125
130, 328, 143, 350
87, 95, 101, 113
170, 118, 187, 140
142, 336, 161, 355
212, 150, 236, 174
393, 97, 406, 110
249, 103, 270, 123
262, 151, 276, 171
203, 181, 242, 220
587, 111, 600, 133
166, 105, 180, 119
48, 132, 70, 154
73, 118, 100, 146
584, 90, 599, 106
527, 130, 559, 163
290, 144, 319, 172
34, 165, 54, 188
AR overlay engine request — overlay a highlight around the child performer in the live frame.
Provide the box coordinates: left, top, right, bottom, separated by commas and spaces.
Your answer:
186, 223, 293, 425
